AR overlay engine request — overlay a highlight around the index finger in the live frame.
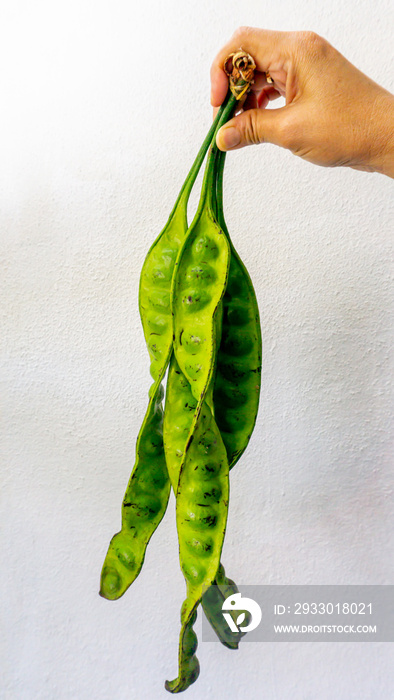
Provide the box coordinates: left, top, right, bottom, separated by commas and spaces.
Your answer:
210, 26, 290, 106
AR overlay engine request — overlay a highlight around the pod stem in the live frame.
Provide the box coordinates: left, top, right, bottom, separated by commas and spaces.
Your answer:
200, 92, 237, 214
202, 48, 256, 214
214, 148, 228, 234
174, 48, 256, 219
173, 98, 228, 215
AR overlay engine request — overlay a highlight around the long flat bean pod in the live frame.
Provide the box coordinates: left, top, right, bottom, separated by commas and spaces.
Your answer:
198, 147, 262, 643
165, 396, 230, 693
213, 149, 262, 468
165, 97, 237, 693
139, 99, 231, 384
164, 352, 244, 648
100, 383, 170, 599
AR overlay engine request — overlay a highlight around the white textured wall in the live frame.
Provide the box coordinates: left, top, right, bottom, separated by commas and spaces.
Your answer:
2, 1, 393, 698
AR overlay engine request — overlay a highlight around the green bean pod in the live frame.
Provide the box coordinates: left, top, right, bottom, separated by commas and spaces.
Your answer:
165, 397, 230, 693
139, 97, 232, 385
170, 202, 230, 404
213, 149, 262, 468
197, 149, 261, 646
170, 99, 237, 405
165, 99, 238, 693
99, 383, 170, 599
164, 353, 243, 648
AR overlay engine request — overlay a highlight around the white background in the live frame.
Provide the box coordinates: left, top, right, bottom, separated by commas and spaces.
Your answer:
1, 1, 393, 698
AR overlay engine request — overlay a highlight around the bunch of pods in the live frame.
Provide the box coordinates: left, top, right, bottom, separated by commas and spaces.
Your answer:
100, 52, 262, 693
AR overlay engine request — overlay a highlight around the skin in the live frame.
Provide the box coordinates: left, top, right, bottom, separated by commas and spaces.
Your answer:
211, 28, 394, 177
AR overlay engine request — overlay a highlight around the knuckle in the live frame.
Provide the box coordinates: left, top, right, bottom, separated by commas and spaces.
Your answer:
297, 30, 328, 59
243, 112, 262, 146
304, 32, 327, 57
232, 25, 253, 41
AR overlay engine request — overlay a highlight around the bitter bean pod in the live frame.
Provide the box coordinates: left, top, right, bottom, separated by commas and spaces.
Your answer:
139, 101, 229, 384
213, 149, 262, 467
164, 351, 243, 650
165, 394, 230, 692
100, 383, 170, 599
165, 99, 238, 693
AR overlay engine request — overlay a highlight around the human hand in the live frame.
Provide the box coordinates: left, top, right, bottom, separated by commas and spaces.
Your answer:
211, 28, 394, 177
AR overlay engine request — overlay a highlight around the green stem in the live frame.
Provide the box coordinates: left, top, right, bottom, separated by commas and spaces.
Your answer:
198, 92, 237, 215
172, 93, 232, 215
215, 149, 227, 231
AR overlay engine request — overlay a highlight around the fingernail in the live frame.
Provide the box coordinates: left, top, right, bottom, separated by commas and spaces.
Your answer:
217, 126, 240, 150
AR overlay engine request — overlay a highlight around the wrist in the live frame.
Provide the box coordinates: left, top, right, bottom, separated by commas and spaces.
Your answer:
363, 92, 394, 178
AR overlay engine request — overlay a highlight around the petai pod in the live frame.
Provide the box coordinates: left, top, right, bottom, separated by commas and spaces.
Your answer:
100, 383, 170, 600
100, 103, 229, 600
170, 100, 237, 405
139, 99, 231, 386
165, 396, 230, 693
213, 149, 262, 468
197, 149, 262, 646
164, 353, 243, 648
165, 96, 237, 694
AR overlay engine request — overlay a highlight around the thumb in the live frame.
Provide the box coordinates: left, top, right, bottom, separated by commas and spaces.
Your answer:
216, 106, 291, 151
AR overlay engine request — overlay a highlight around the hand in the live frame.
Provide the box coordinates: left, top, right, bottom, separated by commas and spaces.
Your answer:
211, 28, 394, 177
